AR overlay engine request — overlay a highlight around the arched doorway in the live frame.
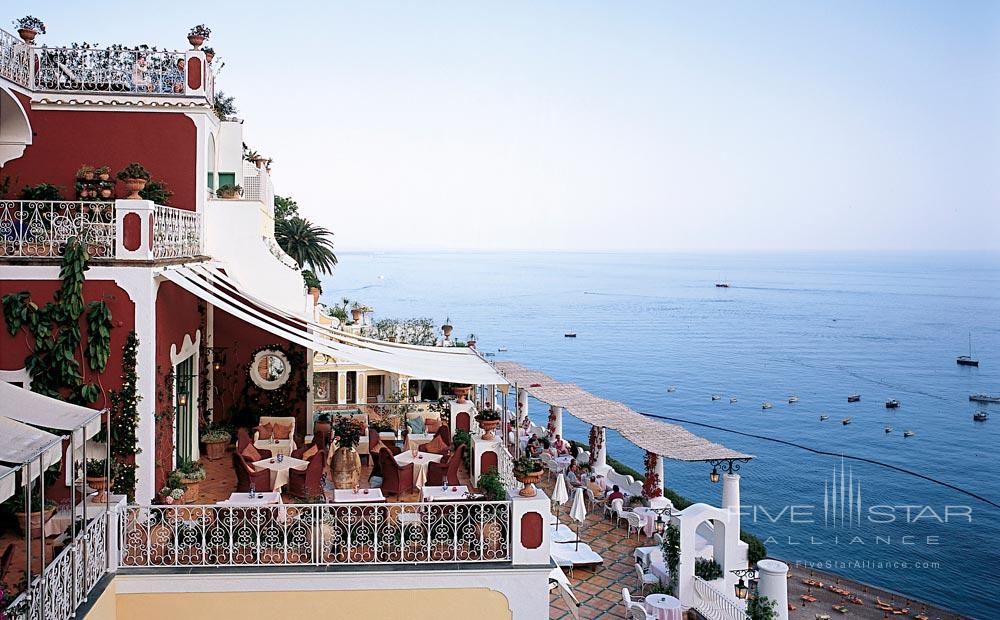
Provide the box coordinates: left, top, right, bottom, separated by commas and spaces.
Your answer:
0, 87, 32, 166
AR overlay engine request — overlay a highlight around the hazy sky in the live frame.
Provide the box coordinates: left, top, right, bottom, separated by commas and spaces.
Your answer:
14, 1, 1000, 251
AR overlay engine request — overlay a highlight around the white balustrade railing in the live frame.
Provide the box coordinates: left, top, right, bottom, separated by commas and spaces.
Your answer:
153, 205, 202, 259
119, 501, 511, 568
4, 511, 109, 620
0, 200, 116, 258
693, 576, 748, 620
0, 28, 31, 87
262, 235, 300, 271
34, 45, 189, 95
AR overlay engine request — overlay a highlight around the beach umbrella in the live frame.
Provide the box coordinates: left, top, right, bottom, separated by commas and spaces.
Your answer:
552, 473, 569, 525
569, 487, 587, 551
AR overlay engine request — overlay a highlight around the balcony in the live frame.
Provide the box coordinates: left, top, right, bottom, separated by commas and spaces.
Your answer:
0, 200, 202, 261
0, 29, 214, 102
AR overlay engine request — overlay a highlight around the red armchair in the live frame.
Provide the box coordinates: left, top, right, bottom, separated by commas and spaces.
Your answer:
379, 450, 414, 498
288, 449, 326, 498
237, 429, 271, 460
232, 452, 271, 493
426, 443, 465, 487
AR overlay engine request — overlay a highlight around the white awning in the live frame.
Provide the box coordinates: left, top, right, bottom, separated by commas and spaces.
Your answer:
160, 265, 508, 386
0, 381, 103, 447
0, 416, 63, 471
0, 465, 17, 503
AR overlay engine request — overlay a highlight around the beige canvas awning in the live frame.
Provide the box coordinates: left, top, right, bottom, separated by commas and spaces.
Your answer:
495, 361, 751, 462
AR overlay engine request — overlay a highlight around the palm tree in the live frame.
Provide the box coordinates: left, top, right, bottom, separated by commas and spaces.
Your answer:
274, 216, 338, 274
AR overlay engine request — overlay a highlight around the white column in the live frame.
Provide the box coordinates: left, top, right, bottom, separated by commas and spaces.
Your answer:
593, 427, 610, 475
549, 405, 563, 437
508, 489, 552, 566
337, 371, 347, 404
756, 559, 790, 620
517, 387, 528, 423
114, 199, 156, 260
722, 473, 741, 534
654, 454, 664, 494
133, 275, 159, 504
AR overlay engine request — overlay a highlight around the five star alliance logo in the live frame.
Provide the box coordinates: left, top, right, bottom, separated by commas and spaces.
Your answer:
824, 458, 861, 528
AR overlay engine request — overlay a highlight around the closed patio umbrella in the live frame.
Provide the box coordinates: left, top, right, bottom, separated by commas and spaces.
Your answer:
569, 486, 587, 551
552, 472, 569, 525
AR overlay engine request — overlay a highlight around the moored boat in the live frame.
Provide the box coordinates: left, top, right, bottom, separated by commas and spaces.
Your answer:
761, 402, 773, 410
564, 332, 577, 338
841, 418, 851, 425
787, 395, 799, 403
957, 333, 979, 366
885, 399, 900, 409
711, 394, 721, 401
667, 385, 676, 393
903, 430, 914, 437
884, 426, 893, 433
974, 411, 989, 421
819, 415, 829, 421
730, 397, 737, 403
847, 394, 861, 403
970, 393, 1000, 403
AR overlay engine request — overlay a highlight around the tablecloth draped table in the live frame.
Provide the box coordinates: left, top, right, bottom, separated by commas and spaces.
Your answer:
394, 451, 442, 490
332, 489, 386, 503
644, 594, 683, 620
633, 506, 661, 537
421, 485, 470, 502
255, 438, 294, 458
403, 433, 435, 451
649, 560, 671, 587
252, 455, 309, 492
553, 456, 574, 471
218, 492, 282, 506
633, 545, 661, 568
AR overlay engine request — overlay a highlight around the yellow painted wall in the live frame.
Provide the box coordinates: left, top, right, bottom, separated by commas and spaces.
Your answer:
114, 588, 511, 620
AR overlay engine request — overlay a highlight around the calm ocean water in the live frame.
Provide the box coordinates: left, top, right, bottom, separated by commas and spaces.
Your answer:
324, 251, 1000, 617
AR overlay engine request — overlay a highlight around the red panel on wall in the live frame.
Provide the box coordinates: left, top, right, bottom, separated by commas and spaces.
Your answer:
148, 214, 154, 249
187, 57, 202, 91
2, 108, 198, 211
122, 212, 141, 251
480, 450, 498, 475
520, 512, 543, 549
456, 411, 470, 432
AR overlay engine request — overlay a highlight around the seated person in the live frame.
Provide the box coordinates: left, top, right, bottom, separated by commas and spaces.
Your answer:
605, 484, 625, 503
520, 415, 532, 431
565, 462, 584, 488
525, 436, 542, 458
552, 434, 570, 456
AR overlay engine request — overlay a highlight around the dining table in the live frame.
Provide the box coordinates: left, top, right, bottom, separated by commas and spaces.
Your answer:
403, 432, 434, 451
394, 450, 442, 490
255, 438, 294, 458
633, 506, 668, 538
553, 455, 574, 471
218, 491, 282, 506
252, 455, 308, 492
644, 593, 683, 620
421, 485, 470, 502
332, 488, 386, 503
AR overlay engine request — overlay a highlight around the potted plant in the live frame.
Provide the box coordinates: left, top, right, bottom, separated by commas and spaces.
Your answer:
10, 481, 57, 538
349, 301, 365, 323
330, 416, 364, 489
202, 47, 216, 63
474, 407, 501, 440
512, 455, 544, 497
158, 483, 186, 505
441, 317, 453, 338
95, 166, 110, 181
467, 333, 477, 349
85, 458, 113, 502
117, 162, 150, 199
201, 427, 231, 461
98, 182, 114, 199
175, 460, 206, 503
13, 16, 45, 44
451, 385, 471, 404
216, 184, 242, 199
76, 164, 95, 181
187, 24, 211, 50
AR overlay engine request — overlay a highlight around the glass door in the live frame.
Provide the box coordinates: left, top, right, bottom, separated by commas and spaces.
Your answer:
174, 356, 195, 466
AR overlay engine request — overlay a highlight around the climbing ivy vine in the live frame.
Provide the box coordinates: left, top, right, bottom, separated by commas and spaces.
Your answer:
1, 238, 112, 405
108, 331, 140, 499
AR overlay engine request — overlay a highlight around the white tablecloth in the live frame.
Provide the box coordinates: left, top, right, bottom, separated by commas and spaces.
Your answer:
394, 451, 442, 489
634, 506, 660, 537
218, 492, 282, 506
633, 545, 661, 568
255, 438, 294, 457
553, 456, 573, 471
645, 594, 682, 620
403, 433, 434, 451
332, 489, 385, 503
421, 485, 469, 502
649, 560, 671, 587
252, 455, 308, 492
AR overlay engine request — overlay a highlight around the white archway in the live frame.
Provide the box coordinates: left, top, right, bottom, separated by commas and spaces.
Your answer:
0, 87, 32, 166
674, 502, 746, 608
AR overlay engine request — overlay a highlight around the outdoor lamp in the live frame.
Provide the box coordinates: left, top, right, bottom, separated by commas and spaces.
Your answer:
177, 392, 188, 407
212, 360, 222, 371
655, 514, 666, 535
731, 568, 757, 600
734, 578, 749, 600
710, 465, 720, 483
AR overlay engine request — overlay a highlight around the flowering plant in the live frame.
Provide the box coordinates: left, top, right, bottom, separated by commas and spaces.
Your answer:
475, 407, 501, 422
14, 16, 46, 34
333, 416, 365, 449
188, 24, 211, 38
642, 451, 663, 498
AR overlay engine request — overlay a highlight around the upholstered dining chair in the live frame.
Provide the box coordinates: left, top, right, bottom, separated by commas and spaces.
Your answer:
426, 443, 464, 487
237, 428, 272, 460
378, 450, 414, 498
232, 452, 271, 493
288, 449, 326, 498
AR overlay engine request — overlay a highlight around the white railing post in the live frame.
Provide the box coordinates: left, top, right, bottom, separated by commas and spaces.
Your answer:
508, 488, 551, 566
114, 199, 156, 260
756, 559, 789, 620
183, 50, 207, 97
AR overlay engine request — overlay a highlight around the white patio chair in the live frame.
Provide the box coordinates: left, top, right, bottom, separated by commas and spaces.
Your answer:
605, 497, 624, 522
585, 487, 604, 513
653, 532, 664, 546
621, 588, 645, 616
634, 562, 659, 595
623, 511, 644, 538
628, 606, 653, 620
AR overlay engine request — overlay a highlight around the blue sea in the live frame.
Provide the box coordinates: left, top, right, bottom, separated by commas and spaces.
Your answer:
323, 251, 1000, 618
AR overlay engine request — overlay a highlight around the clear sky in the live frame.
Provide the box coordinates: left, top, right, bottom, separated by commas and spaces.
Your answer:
13, 1, 1000, 251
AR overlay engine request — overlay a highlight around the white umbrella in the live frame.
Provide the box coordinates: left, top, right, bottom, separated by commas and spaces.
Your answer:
569, 486, 587, 550
552, 473, 569, 525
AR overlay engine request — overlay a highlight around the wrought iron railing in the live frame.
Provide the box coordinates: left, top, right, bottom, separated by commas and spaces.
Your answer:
693, 576, 748, 620
0, 28, 30, 87
35, 45, 189, 95
4, 511, 108, 620
119, 501, 511, 568
0, 200, 116, 258
153, 205, 202, 259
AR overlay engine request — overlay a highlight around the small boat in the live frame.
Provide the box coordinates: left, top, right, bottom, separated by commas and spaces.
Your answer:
564, 332, 577, 338
885, 399, 900, 409
730, 397, 738, 404
841, 418, 852, 425
957, 332, 979, 366
974, 411, 989, 421
819, 415, 829, 421
711, 394, 721, 401
667, 385, 677, 393
715, 282, 730, 288
884, 426, 893, 433
903, 430, 914, 437
970, 393, 1000, 403
497, 347, 508, 352
483, 352, 495, 357
788, 395, 799, 403
761, 402, 773, 410
847, 394, 861, 403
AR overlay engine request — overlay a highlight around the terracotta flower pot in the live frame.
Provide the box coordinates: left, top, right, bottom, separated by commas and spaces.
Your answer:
452, 386, 470, 404
309, 287, 321, 305
86, 475, 111, 502
98, 173, 110, 181
17, 28, 37, 44
514, 470, 544, 496
202, 439, 229, 461
332, 446, 361, 489
181, 479, 201, 504
205, 52, 215, 63
442, 324, 453, 338
188, 34, 205, 49
123, 178, 146, 199
477, 419, 500, 441
351, 309, 363, 322
16, 508, 55, 538
100, 189, 112, 199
